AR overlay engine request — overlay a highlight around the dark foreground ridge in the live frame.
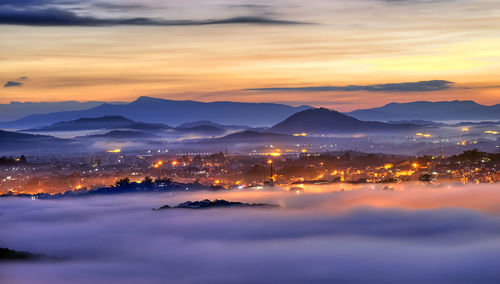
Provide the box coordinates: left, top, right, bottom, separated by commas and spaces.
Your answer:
0, 178, 224, 199
153, 199, 280, 210
0, 247, 68, 262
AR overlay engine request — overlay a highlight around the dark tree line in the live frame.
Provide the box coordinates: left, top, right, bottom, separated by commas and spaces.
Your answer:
0, 155, 27, 166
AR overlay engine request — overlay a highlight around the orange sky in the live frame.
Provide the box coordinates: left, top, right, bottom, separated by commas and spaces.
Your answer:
1, 0, 499, 111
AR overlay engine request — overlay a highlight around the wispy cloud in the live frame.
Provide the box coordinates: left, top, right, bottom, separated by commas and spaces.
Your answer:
0, 7, 307, 26
4, 81, 23, 88
4, 76, 28, 88
246, 80, 455, 92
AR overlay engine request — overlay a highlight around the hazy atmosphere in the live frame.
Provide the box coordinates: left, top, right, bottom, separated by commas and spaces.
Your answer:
3, 184, 500, 283
1, 0, 500, 283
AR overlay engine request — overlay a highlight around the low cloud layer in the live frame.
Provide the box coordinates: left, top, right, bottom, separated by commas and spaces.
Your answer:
246, 80, 455, 93
1, 183, 500, 283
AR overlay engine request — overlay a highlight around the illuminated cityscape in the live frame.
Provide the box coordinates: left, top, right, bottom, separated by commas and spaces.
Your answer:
2, 0, 500, 283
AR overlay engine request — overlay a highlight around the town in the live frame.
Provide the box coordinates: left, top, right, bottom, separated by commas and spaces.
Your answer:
2, 148, 499, 196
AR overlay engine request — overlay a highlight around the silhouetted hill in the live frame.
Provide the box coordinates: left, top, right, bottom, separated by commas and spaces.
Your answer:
208, 130, 294, 143
153, 199, 279, 210
0, 247, 67, 262
0, 130, 73, 153
23, 116, 172, 132
1, 96, 312, 129
270, 108, 416, 134
0, 100, 124, 122
347, 100, 500, 121
80, 130, 159, 139
175, 125, 226, 136
177, 120, 248, 130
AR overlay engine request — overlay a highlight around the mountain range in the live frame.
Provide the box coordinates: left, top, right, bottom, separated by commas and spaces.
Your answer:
0, 100, 124, 122
0, 96, 311, 129
21, 116, 237, 137
347, 100, 500, 121
23, 116, 172, 132
1, 98, 499, 130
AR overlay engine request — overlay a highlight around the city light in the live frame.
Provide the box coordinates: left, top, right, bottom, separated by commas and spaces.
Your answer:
416, 133, 431, 138
107, 149, 121, 153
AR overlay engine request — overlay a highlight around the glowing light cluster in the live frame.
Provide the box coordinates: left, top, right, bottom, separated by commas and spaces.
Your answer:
416, 133, 432, 138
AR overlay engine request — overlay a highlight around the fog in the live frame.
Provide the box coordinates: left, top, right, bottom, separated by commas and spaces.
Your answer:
2, 183, 500, 283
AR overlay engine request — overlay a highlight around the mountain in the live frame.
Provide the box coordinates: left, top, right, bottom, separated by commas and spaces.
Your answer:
387, 120, 445, 126
175, 125, 226, 136
0, 130, 73, 154
347, 100, 500, 121
23, 116, 172, 132
270, 108, 417, 134
177, 120, 248, 130
209, 130, 293, 143
0, 100, 124, 122
1, 96, 312, 129
80, 130, 159, 139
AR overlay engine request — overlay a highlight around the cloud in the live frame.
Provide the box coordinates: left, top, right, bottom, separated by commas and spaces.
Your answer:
0, 8, 307, 26
246, 80, 455, 93
4, 81, 23, 88
4, 76, 28, 88
92, 2, 148, 11
1, 184, 500, 283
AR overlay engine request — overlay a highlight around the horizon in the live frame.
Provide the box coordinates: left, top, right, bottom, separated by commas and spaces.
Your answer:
2, 1, 500, 283
1, 95, 499, 112
2, 0, 500, 109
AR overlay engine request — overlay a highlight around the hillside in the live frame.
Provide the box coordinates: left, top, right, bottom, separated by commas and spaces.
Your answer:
270, 108, 416, 134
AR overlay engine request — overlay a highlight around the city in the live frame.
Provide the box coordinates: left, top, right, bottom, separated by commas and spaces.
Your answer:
1, 148, 500, 197
2, 0, 500, 283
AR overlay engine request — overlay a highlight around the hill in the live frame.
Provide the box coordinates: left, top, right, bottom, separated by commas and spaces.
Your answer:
175, 125, 226, 136
347, 100, 500, 121
270, 108, 417, 134
80, 130, 159, 139
0, 100, 123, 122
0, 130, 73, 154
177, 120, 248, 130
23, 116, 172, 132
1, 96, 312, 129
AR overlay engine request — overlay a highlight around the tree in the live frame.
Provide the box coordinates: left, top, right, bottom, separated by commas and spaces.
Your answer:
419, 173, 432, 182
142, 176, 153, 187
116, 177, 131, 188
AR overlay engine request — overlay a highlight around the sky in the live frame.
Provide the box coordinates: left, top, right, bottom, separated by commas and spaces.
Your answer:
2, 183, 500, 283
1, 0, 500, 111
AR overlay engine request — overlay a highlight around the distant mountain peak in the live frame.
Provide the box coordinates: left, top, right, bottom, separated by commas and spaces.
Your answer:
270, 107, 415, 134
133, 96, 167, 103
348, 100, 498, 121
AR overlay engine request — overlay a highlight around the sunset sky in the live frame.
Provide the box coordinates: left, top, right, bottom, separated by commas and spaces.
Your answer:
1, 0, 500, 110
